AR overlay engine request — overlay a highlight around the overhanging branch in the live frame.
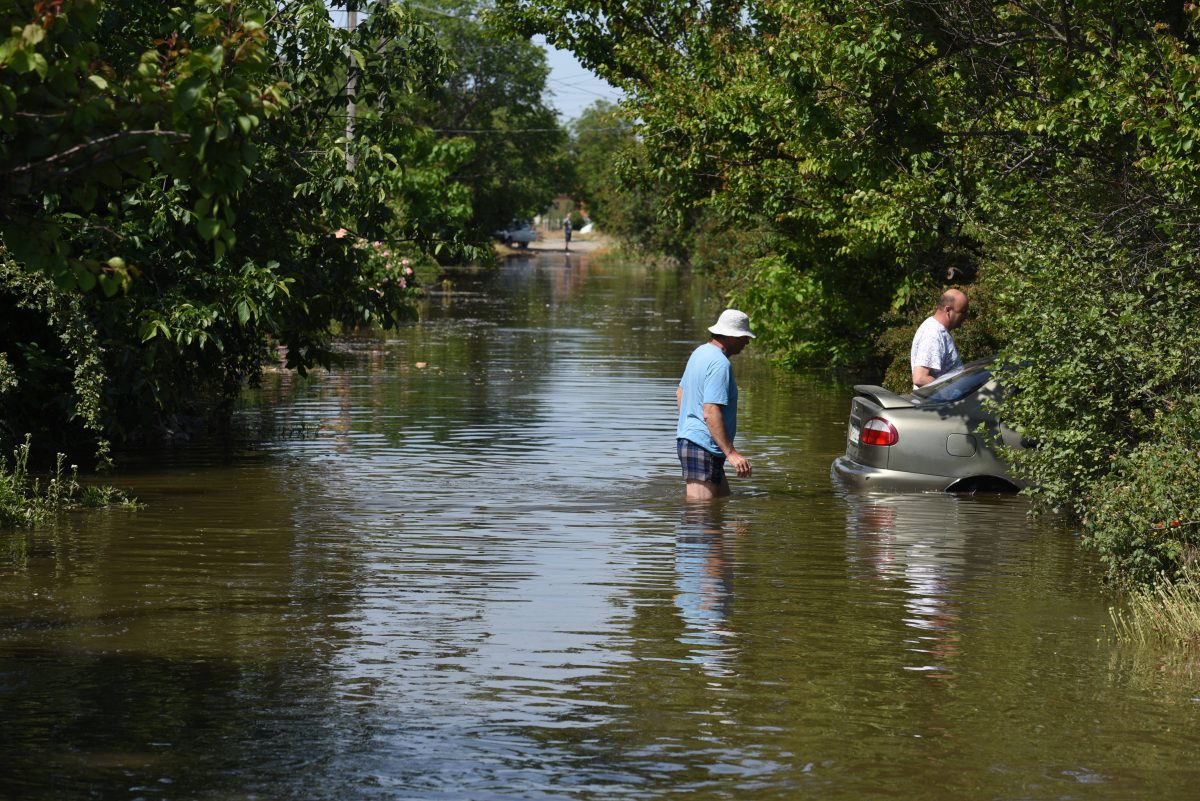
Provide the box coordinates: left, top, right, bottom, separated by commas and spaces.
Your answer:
0, 129, 191, 182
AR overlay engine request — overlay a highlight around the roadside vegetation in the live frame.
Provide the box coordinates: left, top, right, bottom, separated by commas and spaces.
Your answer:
405, 0, 569, 245
1112, 565, 1200, 648
0, 437, 132, 527
500, 1, 1200, 602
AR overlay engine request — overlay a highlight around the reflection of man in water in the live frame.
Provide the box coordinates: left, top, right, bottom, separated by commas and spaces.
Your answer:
675, 309, 754, 499
911, 289, 968, 390
675, 503, 743, 676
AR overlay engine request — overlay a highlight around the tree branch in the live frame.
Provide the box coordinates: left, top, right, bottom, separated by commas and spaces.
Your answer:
0, 130, 190, 181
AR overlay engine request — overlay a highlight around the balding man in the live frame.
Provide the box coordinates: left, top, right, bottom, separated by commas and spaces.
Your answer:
911, 289, 969, 390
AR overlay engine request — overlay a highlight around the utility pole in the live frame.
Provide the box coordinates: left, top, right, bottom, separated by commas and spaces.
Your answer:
346, 3, 357, 172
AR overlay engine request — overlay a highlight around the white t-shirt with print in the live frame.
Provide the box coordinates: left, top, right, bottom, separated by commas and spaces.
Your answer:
910, 316, 962, 389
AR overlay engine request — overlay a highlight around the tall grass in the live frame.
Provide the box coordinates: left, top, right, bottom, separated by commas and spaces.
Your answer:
0, 436, 132, 527
1111, 566, 1200, 647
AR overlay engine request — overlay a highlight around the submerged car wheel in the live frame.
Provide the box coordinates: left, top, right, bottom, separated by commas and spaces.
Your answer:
945, 475, 1021, 494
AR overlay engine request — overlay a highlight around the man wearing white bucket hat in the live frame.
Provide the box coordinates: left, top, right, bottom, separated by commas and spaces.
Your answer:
675, 309, 755, 499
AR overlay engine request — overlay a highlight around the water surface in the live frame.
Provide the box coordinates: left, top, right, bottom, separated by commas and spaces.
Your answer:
2, 251, 1198, 800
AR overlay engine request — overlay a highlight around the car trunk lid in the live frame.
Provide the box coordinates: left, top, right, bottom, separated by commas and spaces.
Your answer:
844, 386, 913, 469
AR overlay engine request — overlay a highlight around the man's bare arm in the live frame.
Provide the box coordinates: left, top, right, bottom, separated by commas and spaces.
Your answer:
676, 386, 683, 411
912, 365, 935, 388
702, 403, 752, 477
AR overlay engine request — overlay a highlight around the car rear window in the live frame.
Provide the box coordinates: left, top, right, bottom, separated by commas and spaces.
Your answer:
913, 360, 993, 403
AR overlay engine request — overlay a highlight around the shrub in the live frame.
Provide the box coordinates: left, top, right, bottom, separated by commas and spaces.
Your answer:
1082, 401, 1200, 586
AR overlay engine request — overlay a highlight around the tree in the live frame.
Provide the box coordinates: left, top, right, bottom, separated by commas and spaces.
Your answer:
497, 0, 968, 367
568, 100, 629, 226
0, 0, 286, 291
404, 0, 569, 242
0, 0, 472, 455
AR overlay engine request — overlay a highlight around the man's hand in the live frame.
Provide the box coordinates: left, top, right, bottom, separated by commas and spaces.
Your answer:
726, 450, 752, 477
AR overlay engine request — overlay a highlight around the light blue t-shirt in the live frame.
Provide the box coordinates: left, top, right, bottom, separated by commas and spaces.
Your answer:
676, 342, 737, 455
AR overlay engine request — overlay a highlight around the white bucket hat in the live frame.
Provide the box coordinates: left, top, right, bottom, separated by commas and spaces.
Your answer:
708, 309, 755, 338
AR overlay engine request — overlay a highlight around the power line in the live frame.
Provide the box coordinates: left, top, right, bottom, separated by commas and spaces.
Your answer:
549, 85, 621, 100
429, 125, 627, 134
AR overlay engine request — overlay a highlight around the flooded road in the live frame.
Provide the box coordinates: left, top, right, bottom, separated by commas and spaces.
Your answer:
2, 251, 1199, 800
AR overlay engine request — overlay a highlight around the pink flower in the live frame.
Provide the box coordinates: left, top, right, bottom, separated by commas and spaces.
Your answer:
401, 258, 411, 267
334, 228, 349, 239
399, 278, 407, 289
382, 250, 391, 258
404, 267, 414, 277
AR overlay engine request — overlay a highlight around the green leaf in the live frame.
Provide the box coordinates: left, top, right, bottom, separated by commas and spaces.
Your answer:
178, 78, 203, 111
197, 218, 219, 241
98, 274, 119, 298
21, 24, 45, 46
7, 47, 31, 74
74, 266, 96, 292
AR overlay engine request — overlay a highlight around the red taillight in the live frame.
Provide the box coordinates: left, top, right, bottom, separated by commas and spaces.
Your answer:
860, 417, 899, 446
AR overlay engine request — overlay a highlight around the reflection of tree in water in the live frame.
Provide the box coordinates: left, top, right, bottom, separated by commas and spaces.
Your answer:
0, 461, 361, 800
674, 501, 746, 677
843, 493, 968, 680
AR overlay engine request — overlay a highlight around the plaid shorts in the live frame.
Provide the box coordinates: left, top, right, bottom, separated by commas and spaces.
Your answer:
677, 438, 726, 484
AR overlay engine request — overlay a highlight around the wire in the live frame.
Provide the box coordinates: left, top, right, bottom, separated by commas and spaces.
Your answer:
428, 125, 628, 134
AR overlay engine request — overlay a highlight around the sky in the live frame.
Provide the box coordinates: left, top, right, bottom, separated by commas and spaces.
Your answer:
534, 36, 624, 122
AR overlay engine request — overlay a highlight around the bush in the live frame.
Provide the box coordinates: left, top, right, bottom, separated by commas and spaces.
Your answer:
982, 205, 1200, 520
1083, 401, 1200, 586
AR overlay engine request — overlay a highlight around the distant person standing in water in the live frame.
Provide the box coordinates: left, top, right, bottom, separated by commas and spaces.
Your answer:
911, 288, 968, 390
675, 309, 755, 499
563, 217, 572, 251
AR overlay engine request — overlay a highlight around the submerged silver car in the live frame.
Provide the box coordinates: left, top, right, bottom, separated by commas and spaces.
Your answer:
831, 358, 1027, 493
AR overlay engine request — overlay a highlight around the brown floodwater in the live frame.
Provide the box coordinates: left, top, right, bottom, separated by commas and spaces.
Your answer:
2, 251, 1199, 800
